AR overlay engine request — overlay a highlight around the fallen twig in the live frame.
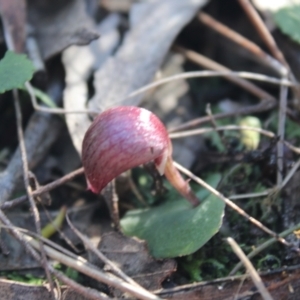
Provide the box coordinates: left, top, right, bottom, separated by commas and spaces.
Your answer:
174, 45, 276, 101
276, 85, 288, 186
0, 209, 110, 300
238, 0, 287, 66
169, 101, 276, 132
1, 167, 84, 210
238, 0, 300, 100
24, 232, 162, 300
227, 237, 274, 300
66, 214, 142, 287
197, 11, 287, 76
12, 89, 54, 295
169, 125, 300, 155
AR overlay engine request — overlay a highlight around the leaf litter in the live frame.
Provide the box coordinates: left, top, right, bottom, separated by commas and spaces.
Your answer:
1, 0, 300, 299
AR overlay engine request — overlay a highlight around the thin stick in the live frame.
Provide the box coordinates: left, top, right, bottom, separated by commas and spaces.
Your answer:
168, 101, 276, 132
0, 220, 159, 300
198, 12, 287, 76
238, 0, 287, 66
1, 224, 85, 263
173, 161, 297, 249
24, 234, 162, 300
102, 181, 121, 230
24, 81, 99, 115
227, 237, 274, 300
2, 220, 145, 294
178, 46, 276, 101
127, 173, 149, 207
66, 214, 141, 287
276, 84, 288, 186
238, 0, 300, 105
169, 125, 275, 139
155, 263, 300, 295
229, 222, 300, 276
229, 190, 271, 200
12, 89, 54, 295
1, 167, 84, 210
169, 125, 300, 155
123, 70, 293, 103
53, 271, 111, 300
0, 210, 110, 300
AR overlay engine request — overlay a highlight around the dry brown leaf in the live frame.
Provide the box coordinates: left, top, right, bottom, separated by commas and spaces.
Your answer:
0, 211, 52, 270
94, 231, 176, 294
0, 112, 63, 205
62, 14, 120, 154
27, 0, 99, 60
0, 279, 93, 300
89, 0, 209, 112
0, 204, 96, 271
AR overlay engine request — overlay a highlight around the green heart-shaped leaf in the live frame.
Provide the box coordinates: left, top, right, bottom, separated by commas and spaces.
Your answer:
121, 173, 225, 258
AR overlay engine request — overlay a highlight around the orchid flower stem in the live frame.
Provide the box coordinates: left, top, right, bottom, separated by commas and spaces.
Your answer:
164, 157, 200, 207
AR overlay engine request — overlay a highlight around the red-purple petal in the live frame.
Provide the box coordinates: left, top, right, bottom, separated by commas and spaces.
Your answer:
82, 106, 170, 193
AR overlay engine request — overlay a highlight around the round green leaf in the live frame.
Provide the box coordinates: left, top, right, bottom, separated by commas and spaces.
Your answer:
121, 174, 225, 258
0, 51, 35, 93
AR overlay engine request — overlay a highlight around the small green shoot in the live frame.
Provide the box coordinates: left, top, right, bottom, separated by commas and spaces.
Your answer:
41, 206, 67, 239
25, 85, 58, 108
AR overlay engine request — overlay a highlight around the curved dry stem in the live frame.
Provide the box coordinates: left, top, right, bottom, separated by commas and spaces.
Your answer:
123, 70, 294, 103
24, 70, 295, 116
